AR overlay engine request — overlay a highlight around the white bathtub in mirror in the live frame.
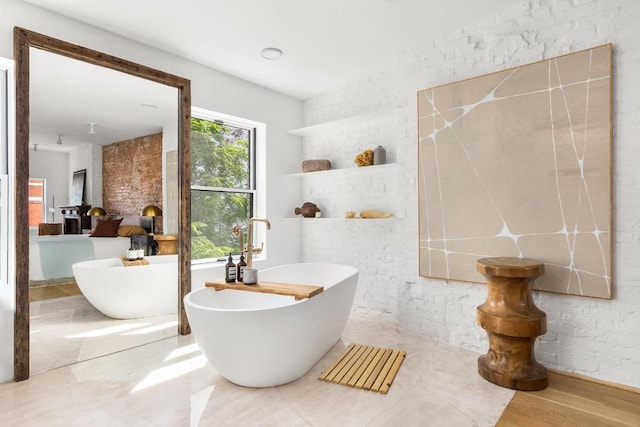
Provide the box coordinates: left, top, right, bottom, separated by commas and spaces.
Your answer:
73, 255, 178, 319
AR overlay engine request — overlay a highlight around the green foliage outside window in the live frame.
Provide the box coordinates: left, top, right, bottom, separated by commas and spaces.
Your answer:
191, 117, 253, 260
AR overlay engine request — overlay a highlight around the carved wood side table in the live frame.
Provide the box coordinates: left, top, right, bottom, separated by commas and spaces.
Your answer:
154, 234, 178, 255
476, 257, 548, 391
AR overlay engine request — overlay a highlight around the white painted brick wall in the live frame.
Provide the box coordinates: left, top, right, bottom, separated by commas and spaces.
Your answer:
300, 0, 640, 388
68, 143, 101, 206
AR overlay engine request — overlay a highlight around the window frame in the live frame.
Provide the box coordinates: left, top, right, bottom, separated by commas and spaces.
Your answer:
0, 174, 8, 286
190, 107, 266, 264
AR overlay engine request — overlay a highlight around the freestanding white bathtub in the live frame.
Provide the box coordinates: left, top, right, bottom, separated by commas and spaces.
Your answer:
72, 255, 178, 319
184, 263, 359, 388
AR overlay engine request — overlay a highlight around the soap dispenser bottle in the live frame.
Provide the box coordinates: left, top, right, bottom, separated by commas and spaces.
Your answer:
225, 253, 237, 282
236, 253, 247, 282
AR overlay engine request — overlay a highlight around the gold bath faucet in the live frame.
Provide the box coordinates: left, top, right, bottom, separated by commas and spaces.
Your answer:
242, 218, 271, 268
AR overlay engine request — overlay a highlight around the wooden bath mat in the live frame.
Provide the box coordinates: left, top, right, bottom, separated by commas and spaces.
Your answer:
318, 343, 406, 394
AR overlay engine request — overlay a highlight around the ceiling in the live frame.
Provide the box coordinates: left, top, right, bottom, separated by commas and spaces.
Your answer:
24, 0, 516, 100
30, 49, 177, 151
21, 0, 516, 149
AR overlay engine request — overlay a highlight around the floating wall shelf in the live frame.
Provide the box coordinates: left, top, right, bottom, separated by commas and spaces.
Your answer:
287, 162, 398, 177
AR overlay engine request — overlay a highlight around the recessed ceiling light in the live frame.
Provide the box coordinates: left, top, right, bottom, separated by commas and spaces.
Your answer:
141, 103, 158, 108
261, 47, 283, 60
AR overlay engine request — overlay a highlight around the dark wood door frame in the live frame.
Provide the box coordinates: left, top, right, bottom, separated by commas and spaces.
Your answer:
13, 27, 192, 381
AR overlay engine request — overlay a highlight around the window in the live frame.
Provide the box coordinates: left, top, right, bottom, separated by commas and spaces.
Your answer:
28, 178, 45, 226
190, 108, 264, 262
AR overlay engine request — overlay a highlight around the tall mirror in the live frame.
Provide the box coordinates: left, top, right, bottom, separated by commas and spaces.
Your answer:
14, 28, 191, 381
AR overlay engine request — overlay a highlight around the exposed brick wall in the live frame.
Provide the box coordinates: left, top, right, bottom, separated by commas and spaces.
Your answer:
301, 0, 640, 388
102, 132, 163, 232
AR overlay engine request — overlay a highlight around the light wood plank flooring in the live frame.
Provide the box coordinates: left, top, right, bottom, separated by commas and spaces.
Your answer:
497, 371, 640, 426
29, 281, 82, 302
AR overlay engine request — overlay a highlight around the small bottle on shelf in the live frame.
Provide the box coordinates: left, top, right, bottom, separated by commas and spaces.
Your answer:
373, 145, 386, 165
225, 253, 237, 282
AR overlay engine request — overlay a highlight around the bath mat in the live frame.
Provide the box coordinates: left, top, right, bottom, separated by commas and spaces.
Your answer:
318, 343, 406, 394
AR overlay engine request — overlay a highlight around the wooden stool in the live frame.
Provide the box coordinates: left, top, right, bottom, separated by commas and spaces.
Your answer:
154, 234, 178, 255
476, 257, 548, 391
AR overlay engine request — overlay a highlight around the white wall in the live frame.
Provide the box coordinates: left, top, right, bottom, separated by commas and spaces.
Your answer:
301, 0, 640, 388
0, 0, 303, 382
0, 66, 8, 174
0, 58, 15, 387
68, 143, 105, 210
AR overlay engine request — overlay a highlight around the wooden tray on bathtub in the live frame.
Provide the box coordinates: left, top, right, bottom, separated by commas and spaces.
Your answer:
205, 279, 323, 301
120, 256, 150, 267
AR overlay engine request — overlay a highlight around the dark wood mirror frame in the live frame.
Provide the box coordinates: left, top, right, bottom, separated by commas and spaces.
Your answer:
13, 27, 192, 381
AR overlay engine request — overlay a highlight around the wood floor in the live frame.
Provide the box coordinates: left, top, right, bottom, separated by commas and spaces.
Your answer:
29, 281, 82, 302
497, 371, 640, 426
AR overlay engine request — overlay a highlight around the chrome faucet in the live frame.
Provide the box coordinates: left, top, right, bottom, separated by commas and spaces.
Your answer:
245, 218, 271, 268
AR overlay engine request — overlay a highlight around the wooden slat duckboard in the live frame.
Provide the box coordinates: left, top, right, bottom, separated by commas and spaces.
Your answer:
318, 343, 407, 394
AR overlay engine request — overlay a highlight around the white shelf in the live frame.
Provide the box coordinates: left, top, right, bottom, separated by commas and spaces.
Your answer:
287, 108, 396, 136
287, 162, 398, 177
288, 108, 403, 226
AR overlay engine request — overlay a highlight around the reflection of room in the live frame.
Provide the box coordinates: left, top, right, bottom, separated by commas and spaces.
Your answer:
29, 132, 173, 237
25, 47, 181, 376
28, 129, 176, 284
27, 47, 180, 241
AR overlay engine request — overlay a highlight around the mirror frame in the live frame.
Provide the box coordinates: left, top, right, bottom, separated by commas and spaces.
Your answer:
13, 27, 192, 381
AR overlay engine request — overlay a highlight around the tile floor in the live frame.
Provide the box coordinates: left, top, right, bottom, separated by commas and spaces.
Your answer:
2, 304, 515, 426
30, 295, 178, 374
